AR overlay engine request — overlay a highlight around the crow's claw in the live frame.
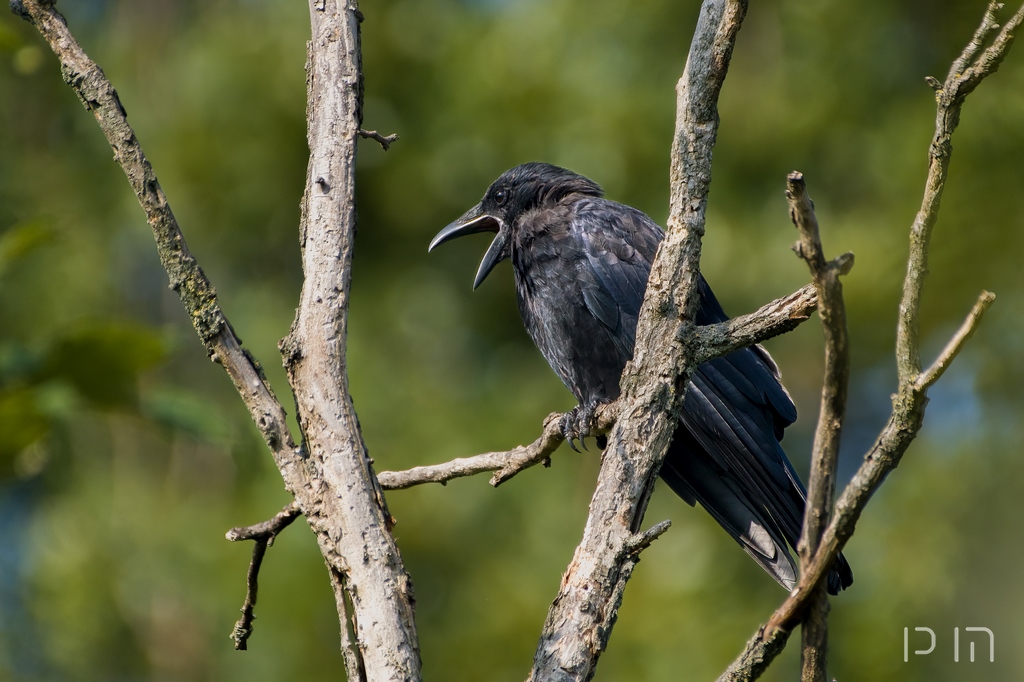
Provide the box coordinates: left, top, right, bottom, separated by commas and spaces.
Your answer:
559, 400, 603, 451
560, 410, 581, 451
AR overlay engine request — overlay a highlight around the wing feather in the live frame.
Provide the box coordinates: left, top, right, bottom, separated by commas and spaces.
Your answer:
528, 195, 850, 593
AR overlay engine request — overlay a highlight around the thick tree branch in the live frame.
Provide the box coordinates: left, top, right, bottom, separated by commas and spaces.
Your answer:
226, 502, 303, 651
528, 2, 748, 680
276, 2, 422, 680
14, 2, 422, 679
717, 4, 1017, 680
787, 172, 852, 682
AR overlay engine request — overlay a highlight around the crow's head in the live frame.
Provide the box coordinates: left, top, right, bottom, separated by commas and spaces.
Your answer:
429, 162, 603, 288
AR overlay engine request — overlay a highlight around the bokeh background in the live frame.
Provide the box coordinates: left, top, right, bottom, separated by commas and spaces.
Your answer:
2, 0, 1023, 680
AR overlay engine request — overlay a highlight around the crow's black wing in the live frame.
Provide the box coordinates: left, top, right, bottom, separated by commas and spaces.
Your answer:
513, 199, 651, 403
693, 279, 798, 437
568, 198, 851, 593
665, 283, 853, 594
570, 198, 662, 364
660, 305, 809, 591
570, 197, 798, 438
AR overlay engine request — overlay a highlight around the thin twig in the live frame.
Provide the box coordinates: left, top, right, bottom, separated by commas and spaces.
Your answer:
378, 412, 569, 490
226, 502, 303, 650
896, 1, 1024, 385
716, 4, 1018, 680
624, 519, 673, 555
950, 1, 1004, 80
358, 128, 399, 151
226, 501, 303, 542
787, 172, 852, 682
915, 291, 996, 391
230, 537, 268, 651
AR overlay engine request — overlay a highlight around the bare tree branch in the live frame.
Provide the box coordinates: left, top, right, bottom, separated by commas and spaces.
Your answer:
717, 626, 792, 682
378, 411, 570, 490
690, 283, 819, 363
915, 290, 996, 391
358, 128, 400, 151
527, 2, 749, 680
717, 4, 1019, 680
226, 502, 303, 651
226, 501, 304, 542
15, 1, 422, 679
277, 2, 421, 679
897, 0, 1023, 385
229, 537, 270, 651
787, 172, 852, 682
11, 0, 299, 468
377, 283, 818, 492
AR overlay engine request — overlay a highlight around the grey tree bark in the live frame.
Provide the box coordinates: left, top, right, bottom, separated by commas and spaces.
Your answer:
279, 2, 421, 679
13, 1, 421, 680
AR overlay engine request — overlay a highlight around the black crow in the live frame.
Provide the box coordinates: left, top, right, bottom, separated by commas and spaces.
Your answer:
430, 162, 853, 595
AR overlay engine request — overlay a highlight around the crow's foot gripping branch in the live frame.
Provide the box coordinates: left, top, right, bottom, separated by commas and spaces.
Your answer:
559, 399, 608, 452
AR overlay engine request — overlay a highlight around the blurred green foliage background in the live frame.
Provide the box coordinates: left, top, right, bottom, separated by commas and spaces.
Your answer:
1, 0, 1023, 680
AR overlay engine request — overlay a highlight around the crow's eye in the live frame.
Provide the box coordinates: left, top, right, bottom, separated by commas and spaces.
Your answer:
494, 189, 508, 206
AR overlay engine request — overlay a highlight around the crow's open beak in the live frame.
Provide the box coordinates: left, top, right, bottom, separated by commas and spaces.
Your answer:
429, 204, 507, 290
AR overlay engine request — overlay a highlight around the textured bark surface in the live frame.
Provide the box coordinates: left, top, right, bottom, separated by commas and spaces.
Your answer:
787, 172, 852, 682
14, 1, 422, 680
279, 2, 421, 680
527, 2, 749, 680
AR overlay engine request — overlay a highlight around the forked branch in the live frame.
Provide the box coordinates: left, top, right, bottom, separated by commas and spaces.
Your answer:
15, 1, 423, 679
717, 3, 1017, 680
896, 0, 1022, 384
226, 502, 303, 650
